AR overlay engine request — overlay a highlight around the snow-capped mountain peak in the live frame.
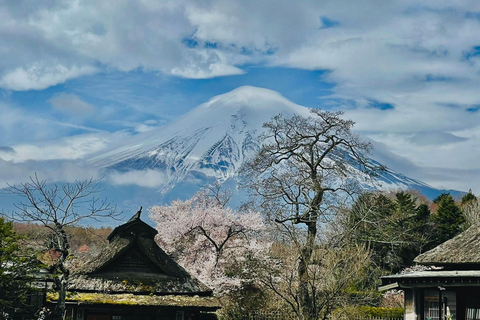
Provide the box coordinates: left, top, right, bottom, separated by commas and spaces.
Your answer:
88, 86, 309, 189
177, 86, 309, 129
88, 86, 450, 199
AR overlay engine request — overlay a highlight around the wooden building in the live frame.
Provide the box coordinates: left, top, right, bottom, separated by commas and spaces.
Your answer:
380, 223, 480, 320
47, 209, 220, 320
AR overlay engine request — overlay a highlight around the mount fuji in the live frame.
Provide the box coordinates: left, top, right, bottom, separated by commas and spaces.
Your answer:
87, 86, 461, 205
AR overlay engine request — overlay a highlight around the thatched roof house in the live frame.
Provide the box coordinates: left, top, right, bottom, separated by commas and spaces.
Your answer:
414, 223, 480, 267
380, 224, 480, 320
48, 208, 220, 320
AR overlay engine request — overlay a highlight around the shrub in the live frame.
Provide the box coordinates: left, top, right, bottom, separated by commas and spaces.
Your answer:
360, 305, 404, 318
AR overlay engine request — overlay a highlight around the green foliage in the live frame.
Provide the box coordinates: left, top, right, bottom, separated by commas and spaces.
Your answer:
0, 217, 38, 319
395, 192, 417, 217
433, 193, 451, 204
360, 306, 404, 318
330, 305, 404, 320
434, 193, 465, 244
416, 204, 430, 221
348, 190, 469, 276
461, 190, 477, 206
347, 191, 436, 273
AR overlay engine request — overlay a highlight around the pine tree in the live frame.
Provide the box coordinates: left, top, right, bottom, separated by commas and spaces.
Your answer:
348, 191, 436, 273
434, 193, 465, 244
395, 192, 417, 219
461, 189, 476, 206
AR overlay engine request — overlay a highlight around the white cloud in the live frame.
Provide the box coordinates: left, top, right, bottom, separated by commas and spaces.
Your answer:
171, 50, 245, 79
134, 123, 157, 133
2, 0, 480, 96
108, 169, 167, 188
0, 63, 97, 91
0, 130, 130, 163
0, 159, 102, 188
0, 0, 248, 88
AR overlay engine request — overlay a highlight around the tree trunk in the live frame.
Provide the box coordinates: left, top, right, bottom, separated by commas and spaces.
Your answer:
54, 274, 68, 320
53, 225, 70, 320
298, 221, 317, 320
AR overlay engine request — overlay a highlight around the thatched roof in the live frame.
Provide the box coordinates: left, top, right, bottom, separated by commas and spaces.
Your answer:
107, 207, 157, 242
415, 223, 480, 266
47, 292, 221, 309
69, 209, 212, 296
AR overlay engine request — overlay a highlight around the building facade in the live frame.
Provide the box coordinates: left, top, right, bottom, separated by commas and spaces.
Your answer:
380, 224, 480, 320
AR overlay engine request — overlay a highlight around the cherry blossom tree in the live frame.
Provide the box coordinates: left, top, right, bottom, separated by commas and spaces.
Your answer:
149, 188, 268, 294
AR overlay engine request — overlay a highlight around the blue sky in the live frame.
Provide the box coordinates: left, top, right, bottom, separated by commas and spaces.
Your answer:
1, 0, 480, 196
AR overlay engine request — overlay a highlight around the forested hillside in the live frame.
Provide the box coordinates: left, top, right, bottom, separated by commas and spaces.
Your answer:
13, 223, 112, 256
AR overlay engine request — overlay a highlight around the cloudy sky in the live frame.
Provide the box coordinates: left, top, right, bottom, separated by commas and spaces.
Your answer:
1, 0, 480, 195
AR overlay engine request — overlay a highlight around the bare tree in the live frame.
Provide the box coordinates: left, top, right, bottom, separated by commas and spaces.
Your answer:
2, 175, 119, 319
263, 241, 371, 320
242, 109, 379, 320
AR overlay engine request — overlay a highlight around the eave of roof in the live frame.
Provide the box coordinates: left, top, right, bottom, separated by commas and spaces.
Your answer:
382, 270, 480, 279
69, 273, 212, 296
46, 292, 221, 309
380, 270, 480, 290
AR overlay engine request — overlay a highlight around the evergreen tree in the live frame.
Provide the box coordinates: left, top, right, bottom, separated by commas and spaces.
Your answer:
413, 204, 435, 250
416, 203, 431, 221
434, 193, 465, 244
433, 192, 451, 204
348, 191, 436, 273
395, 192, 417, 219
0, 218, 37, 319
461, 189, 476, 206
394, 192, 420, 268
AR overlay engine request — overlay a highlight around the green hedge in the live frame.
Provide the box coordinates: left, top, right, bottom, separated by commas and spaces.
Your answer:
360, 306, 404, 318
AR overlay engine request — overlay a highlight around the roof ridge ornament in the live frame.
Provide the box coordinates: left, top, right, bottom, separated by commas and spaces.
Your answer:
127, 206, 142, 223
137, 206, 142, 218
107, 206, 158, 242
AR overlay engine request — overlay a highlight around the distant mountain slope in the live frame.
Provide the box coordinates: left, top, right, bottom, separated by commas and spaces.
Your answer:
88, 86, 459, 201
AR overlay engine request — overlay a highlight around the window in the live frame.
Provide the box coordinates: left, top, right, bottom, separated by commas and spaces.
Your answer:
467, 308, 480, 320
425, 301, 439, 320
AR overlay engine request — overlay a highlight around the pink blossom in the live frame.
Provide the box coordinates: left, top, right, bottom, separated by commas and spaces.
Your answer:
149, 190, 269, 294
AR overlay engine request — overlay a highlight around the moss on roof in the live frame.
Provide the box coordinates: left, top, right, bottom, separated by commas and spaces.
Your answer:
69, 272, 210, 295
415, 223, 480, 266
47, 292, 221, 309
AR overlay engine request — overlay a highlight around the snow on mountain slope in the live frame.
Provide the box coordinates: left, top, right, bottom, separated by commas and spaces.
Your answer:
87, 86, 451, 197
88, 86, 310, 187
